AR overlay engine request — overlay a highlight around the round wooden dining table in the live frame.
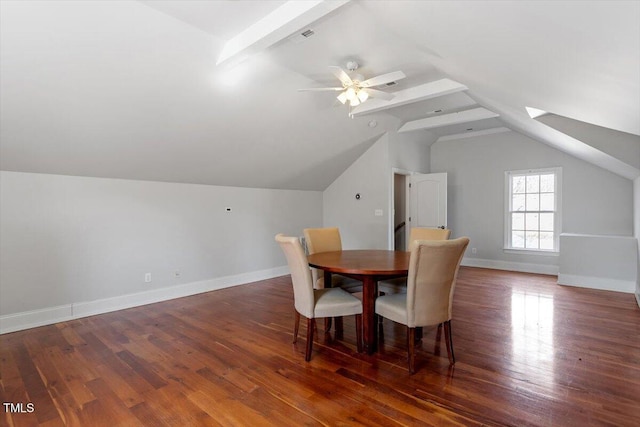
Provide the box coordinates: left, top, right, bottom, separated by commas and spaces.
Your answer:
307, 250, 410, 354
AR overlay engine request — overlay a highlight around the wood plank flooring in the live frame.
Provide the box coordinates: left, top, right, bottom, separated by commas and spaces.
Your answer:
1, 267, 639, 426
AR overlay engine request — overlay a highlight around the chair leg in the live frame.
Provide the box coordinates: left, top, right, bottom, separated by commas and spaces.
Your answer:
355, 314, 363, 353
408, 327, 416, 374
443, 320, 455, 365
293, 310, 300, 343
335, 316, 343, 340
415, 326, 423, 342
305, 318, 315, 362
436, 322, 443, 341
324, 317, 332, 333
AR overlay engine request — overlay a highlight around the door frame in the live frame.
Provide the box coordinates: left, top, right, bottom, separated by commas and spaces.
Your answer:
388, 168, 413, 250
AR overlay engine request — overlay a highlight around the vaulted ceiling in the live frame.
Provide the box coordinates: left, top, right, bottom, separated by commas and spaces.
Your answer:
1, 1, 638, 190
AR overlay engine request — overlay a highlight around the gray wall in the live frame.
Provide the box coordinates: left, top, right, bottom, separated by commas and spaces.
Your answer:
389, 130, 434, 172
323, 131, 433, 249
431, 130, 633, 271
0, 171, 322, 317
323, 134, 391, 249
537, 114, 640, 170
635, 177, 640, 305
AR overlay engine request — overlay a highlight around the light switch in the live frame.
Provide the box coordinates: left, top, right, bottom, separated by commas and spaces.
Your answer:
374, 209, 383, 216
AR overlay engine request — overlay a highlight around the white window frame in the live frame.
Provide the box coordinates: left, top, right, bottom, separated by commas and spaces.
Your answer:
504, 167, 562, 255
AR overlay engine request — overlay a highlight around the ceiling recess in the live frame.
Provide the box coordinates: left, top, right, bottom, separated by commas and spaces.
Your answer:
300, 29, 315, 38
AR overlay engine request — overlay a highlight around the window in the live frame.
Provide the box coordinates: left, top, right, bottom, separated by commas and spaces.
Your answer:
505, 168, 561, 253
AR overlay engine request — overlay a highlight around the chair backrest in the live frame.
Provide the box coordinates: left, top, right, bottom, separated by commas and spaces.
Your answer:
405, 237, 469, 327
275, 234, 315, 318
408, 227, 451, 251
303, 227, 342, 288
303, 227, 342, 254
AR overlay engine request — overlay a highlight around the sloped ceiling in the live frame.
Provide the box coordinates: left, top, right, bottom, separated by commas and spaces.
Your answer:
1, 0, 638, 191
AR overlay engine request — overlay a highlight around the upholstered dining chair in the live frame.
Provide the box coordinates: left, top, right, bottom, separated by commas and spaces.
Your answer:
303, 227, 362, 293
375, 237, 469, 374
276, 234, 363, 361
379, 227, 452, 294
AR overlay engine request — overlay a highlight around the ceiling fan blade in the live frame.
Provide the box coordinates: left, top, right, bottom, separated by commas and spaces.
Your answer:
360, 71, 406, 88
362, 88, 394, 101
328, 66, 353, 86
298, 87, 345, 92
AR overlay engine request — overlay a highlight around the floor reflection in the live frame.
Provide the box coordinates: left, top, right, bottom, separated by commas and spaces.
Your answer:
511, 291, 555, 385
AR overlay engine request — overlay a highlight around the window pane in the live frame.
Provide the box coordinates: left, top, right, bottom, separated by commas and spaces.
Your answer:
540, 213, 554, 231
512, 213, 525, 230
507, 170, 559, 252
512, 231, 525, 248
512, 176, 525, 194
540, 193, 554, 211
526, 175, 539, 193
512, 194, 525, 211
525, 231, 539, 249
540, 232, 554, 249
540, 174, 555, 192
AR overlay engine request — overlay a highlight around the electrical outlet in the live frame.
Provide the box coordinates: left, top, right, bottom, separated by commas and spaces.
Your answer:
471, 248, 477, 254
144, 273, 151, 283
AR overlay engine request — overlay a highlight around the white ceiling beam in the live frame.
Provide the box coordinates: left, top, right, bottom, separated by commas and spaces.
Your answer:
216, 0, 349, 67
398, 107, 499, 133
436, 127, 511, 142
349, 78, 468, 117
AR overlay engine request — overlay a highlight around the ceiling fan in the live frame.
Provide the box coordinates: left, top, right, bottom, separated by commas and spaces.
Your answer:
300, 61, 406, 111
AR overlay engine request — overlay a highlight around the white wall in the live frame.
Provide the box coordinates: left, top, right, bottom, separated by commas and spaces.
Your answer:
0, 171, 322, 332
431, 130, 633, 274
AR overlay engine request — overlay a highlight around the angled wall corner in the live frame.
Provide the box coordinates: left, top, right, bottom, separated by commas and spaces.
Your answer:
322, 133, 390, 250
558, 234, 638, 294
635, 176, 640, 307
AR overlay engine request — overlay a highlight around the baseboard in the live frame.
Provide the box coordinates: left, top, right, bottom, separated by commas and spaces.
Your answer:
461, 257, 559, 276
636, 292, 640, 308
557, 274, 636, 294
0, 266, 289, 335
0, 305, 74, 335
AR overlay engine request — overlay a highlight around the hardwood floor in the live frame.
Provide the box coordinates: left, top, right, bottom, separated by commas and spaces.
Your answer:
1, 267, 639, 426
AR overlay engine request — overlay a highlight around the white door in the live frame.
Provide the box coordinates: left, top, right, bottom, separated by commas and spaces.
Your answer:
406, 173, 447, 245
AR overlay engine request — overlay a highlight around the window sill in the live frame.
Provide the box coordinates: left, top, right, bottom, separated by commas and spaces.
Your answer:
503, 248, 559, 257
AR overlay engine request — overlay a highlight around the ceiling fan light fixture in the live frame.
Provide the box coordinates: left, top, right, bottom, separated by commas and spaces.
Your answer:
357, 89, 369, 103
345, 87, 357, 102
301, 63, 406, 116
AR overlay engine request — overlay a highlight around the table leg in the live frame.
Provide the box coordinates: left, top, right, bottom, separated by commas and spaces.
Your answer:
362, 276, 378, 354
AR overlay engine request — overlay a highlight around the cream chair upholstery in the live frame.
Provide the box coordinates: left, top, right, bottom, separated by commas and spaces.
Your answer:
303, 227, 362, 292
375, 237, 469, 373
276, 234, 362, 361
379, 227, 452, 294
408, 227, 451, 249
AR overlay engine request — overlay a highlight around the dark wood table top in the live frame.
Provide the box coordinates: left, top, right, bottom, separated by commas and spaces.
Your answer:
307, 250, 410, 276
